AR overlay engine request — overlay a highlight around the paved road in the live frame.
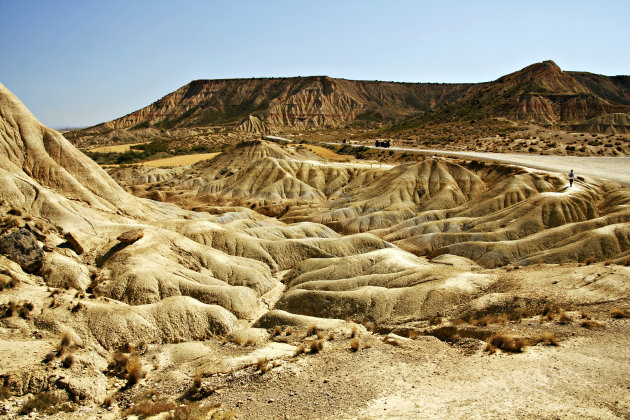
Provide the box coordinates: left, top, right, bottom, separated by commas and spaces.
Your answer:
327, 143, 630, 187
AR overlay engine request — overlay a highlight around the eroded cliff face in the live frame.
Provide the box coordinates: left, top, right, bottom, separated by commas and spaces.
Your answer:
69, 76, 473, 137
66, 61, 630, 145
419, 61, 630, 126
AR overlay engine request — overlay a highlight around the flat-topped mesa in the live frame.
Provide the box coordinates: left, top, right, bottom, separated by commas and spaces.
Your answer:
67, 76, 474, 139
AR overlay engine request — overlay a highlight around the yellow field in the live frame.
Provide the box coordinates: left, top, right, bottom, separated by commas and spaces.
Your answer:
141, 153, 221, 167
86, 142, 148, 153
298, 144, 351, 161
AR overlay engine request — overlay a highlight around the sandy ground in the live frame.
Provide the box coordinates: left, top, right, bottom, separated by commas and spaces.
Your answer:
328, 143, 630, 187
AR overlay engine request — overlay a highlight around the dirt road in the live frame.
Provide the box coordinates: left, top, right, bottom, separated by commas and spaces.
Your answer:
328, 143, 630, 186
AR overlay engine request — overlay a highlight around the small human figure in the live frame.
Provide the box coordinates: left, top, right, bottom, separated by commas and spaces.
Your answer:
568, 169, 574, 187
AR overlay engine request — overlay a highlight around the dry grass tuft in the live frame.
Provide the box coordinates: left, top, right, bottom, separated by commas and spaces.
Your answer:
0, 384, 11, 401
19, 391, 75, 415
580, 320, 604, 330
364, 321, 375, 332
316, 330, 326, 340
428, 315, 442, 326
284, 327, 294, 336
166, 401, 231, 420
62, 355, 74, 368
271, 325, 283, 337
126, 398, 176, 417
43, 351, 56, 363
125, 356, 144, 386
610, 308, 629, 319
557, 309, 571, 325
349, 338, 360, 352
580, 310, 592, 319
485, 333, 526, 354
350, 325, 358, 338
309, 340, 324, 354
306, 324, 318, 336
327, 332, 335, 341
192, 371, 202, 389
257, 357, 270, 373
293, 343, 306, 357
102, 394, 114, 408
529, 332, 559, 346
60, 333, 72, 348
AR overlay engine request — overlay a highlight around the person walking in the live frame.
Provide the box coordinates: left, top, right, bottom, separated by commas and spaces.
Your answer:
568, 169, 574, 187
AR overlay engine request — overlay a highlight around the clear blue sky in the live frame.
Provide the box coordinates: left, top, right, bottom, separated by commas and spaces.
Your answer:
1, 0, 628, 128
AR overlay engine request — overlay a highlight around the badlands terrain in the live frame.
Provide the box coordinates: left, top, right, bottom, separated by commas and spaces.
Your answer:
1, 62, 630, 420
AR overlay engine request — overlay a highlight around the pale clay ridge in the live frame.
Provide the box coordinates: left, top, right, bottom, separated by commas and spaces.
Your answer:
0, 82, 500, 401
109, 139, 630, 267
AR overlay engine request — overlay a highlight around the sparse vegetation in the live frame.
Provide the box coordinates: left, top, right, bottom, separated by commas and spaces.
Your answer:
350, 338, 361, 352
19, 391, 76, 415
611, 308, 629, 319
257, 357, 270, 373
485, 333, 526, 354
309, 339, 324, 354
580, 320, 604, 329
166, 401, 232, 420
193, 371, 202, 389
62, 354, 74, 368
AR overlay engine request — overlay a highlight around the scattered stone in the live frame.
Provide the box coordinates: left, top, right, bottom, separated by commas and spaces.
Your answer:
63, 232, 84, 255
25, 222, 46, 241
0, 228, 44, 272
116, 229, 144, 244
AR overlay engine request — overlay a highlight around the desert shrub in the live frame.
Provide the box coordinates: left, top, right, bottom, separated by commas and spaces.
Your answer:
293, 344, 306, 357
309, 340, 323, 354
611, 308, 629, 319
0, 384, 11, 401
43, 352, 56, 363
257, 358, 270, 373
19, 391, 75, 415
350, 325, 358, 338
192, 371, 202, 389
166, 402, 231, 420
485, 333, 526, 354
127, 398, 176, 417
270, 325, 282, 337
306, 325, 318, 336
349, 338, 360, 352
62, 355, 74, 368
557, 309, 571, 325
126, 356, 144, 386
529, 332, 559, 346
580, 320, 604, 329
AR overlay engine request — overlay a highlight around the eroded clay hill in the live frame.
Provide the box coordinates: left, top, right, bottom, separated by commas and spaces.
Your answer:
0, 83, 501, 402
110, 140, 630, 269
2, 83, 630, 418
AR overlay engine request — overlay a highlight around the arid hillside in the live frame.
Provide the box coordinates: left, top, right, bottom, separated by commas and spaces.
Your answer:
2, 83, 630, 419
66, 77, 473, 145
66, 61, 630, 149
390, 61, 630, 131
